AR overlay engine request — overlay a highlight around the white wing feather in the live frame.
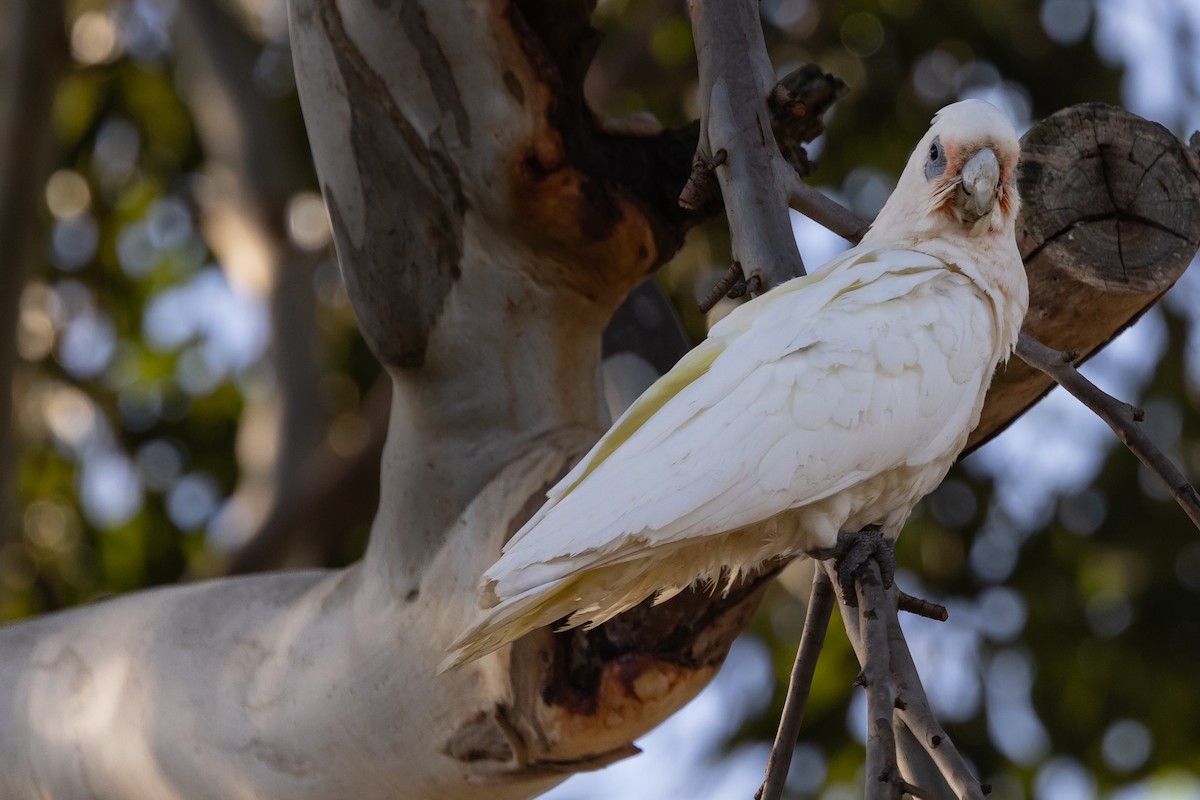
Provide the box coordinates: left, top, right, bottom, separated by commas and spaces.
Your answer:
442, 245, 1005, 669
486, 247, 996, 600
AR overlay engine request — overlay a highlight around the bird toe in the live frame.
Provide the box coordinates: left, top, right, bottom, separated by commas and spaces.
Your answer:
830, 528, 895, 606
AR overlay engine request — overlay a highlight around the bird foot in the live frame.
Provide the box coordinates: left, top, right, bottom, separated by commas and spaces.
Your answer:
810, 528, 895, 607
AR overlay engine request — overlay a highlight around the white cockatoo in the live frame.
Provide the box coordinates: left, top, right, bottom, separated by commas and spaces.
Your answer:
445, 99, 1027, 669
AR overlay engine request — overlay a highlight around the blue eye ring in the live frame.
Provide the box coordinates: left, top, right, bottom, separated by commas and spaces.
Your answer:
925, 135, 947, 180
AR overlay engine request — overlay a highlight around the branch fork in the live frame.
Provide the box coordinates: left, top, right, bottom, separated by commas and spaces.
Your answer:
757, 557, 986, 800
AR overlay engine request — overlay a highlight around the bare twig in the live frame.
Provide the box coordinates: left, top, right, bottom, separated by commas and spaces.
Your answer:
686, 0, 805, 288
679, 147, 727, 212
898, 591, 948, 622
698, 261, 744, 314
826, 561, 985, 800
1016, 332, 1200, 530
786, 177, 871, 244
757, 569, 836, 800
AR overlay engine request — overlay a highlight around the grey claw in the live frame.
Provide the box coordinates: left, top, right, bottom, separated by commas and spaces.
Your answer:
832, 529, 895, 606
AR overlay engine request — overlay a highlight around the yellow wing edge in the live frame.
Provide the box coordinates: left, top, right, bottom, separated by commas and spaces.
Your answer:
559, 340, 724, 498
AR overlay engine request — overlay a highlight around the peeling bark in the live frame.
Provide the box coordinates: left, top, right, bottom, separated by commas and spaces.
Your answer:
313, 0, 464, 368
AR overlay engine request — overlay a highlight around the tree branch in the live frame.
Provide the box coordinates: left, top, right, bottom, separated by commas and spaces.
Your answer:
897, 591, 948, 622
857, 561, 901, 800
757, 568, 835, 800
686, 0, 805, 289
886, 594, 987, 800
1015, 332, 1200, 529
828, 563, 988, 800
786, 177, 871, 243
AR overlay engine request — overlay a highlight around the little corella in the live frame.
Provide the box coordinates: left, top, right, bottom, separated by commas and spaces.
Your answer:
445, 99, 1027, 670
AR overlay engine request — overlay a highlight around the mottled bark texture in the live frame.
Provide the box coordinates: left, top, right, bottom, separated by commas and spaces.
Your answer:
291, 0, 776, 782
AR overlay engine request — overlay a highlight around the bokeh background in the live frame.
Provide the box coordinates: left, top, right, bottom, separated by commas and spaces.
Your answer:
2, 0, 1199, 798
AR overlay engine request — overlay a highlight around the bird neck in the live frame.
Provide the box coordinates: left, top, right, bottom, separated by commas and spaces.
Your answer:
925, 229, 1029, 359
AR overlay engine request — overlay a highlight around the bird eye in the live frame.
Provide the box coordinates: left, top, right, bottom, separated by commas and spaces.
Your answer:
924, 135, 947, 180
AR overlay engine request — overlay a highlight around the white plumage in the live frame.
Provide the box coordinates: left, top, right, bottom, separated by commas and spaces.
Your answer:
444, 99, 1028, 670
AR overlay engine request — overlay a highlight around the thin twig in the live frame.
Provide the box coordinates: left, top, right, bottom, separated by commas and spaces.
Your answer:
897, 591, 948, 622
679, 148, 728, 212
786, 177, 871, 244
698, 261, 745, 314
856, 560, 901, 800
829, 562, 980, 800
756, 569, 836, 800
896, 778, 938, 799
1016, 332, 1200, 531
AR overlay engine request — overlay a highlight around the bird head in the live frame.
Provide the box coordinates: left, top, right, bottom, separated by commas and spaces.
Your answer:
869, 99, 1021, 241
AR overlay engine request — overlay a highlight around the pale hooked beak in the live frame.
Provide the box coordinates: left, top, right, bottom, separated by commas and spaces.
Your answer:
956, 147, 1000, 221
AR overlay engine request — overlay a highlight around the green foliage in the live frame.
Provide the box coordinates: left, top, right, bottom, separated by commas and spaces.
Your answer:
0, 0, 369, 617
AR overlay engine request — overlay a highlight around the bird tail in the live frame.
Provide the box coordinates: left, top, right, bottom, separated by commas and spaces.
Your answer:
440, 556, 705, 672
439, 574, 586, 672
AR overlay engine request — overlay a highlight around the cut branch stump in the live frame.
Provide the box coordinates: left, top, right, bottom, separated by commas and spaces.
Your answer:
967, 103, 1200, 452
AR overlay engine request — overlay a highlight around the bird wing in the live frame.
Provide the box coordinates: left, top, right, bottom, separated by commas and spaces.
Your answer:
484, 246, 999, 603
